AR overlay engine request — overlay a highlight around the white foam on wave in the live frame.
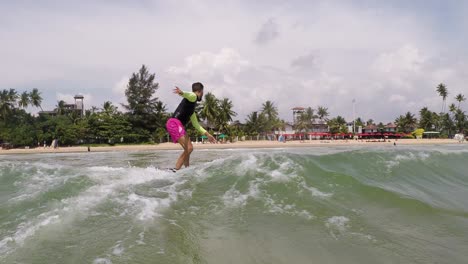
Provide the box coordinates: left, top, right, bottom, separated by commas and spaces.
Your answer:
385, 151, 432, 170
222, 180, 262, 208
268, 157, 298, 182
0, 212, 61, 255
233, 152, 299, 183
384, 153, 413, 170
417, 152, 431, 160
222, 178, 316, 221
126, 193, 169, 221
264, 196, 293, 214
192, 155, 236, 180
220, 152, 324, 221
299, 181, 333, 198
394, 152, 417, 161
263, 195, 315, 220
325, 216, 350, 232
0, 237, 13, 254
93, 258, 112, 264
136, 231, 146, 245
7, 162, 79, 203
235, 154, 259, 175
85, 165, 185, 222
350, 232, 377, 242
297, 210, 314, 220
89, 166, 126, 172
434, 147, 468, 155
1, 164, 185, 258
36, 160, 67, 169
396, 152, 430, 161
111, 241, 124, 256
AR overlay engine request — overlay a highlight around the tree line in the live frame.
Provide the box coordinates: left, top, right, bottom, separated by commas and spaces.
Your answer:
1, 65, 467, 148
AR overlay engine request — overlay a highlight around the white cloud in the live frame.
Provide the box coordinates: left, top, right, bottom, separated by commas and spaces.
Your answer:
167, 48, 250, 84
373, 45, 426, 73
166, 48, 348, 121
2, 1, 468, 123
388, 94, 406, 103
112, 76, 129, 98
291, 52, 318, 70
255, 18, 280, 45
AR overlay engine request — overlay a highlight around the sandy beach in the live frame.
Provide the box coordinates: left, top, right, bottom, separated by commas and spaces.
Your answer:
0, 138, 464, 155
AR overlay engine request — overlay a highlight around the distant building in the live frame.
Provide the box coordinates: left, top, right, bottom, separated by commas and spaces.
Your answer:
311, 119, 329, 133
347, 122, 362, 133
292, 107, 306, 124
362, 124, 379, 133
39, 94, 84, 117
290, 107, 329, 133
74, 94, 84, 117
384, 123, 397, 132
38, 110, 58, 117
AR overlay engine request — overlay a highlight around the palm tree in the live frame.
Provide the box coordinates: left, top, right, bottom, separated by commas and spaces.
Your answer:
436, 83, 448, 113
217, 98, 237, 132
300, 107, 317, 132
439, 113, 455, 136
306, 107, 316, 123
56, 100, 66, 115
395, 112, 417, 133
328, 116, 347, 134
154, 101, 168, 128
419, 107, 437, 131
19, 91, 30, 109
453, 109, 466, 133
294, 113, 310, 133
317, 106, 329, 121
335, 116, 347, 126
68, 110, 80, 125
30, 88, 43, 111
448, 103, 457, 114
261, 101, 278, 120
354, 117, 364, 127
0, 89, 18, 121
455, 93, 466, 109
404, 112, 417, 132
8, 89, 18, 102
91, 106, 99, 114
395, 115, 405, 132
261, 100, 279, 133
245, 111, 263, 136
377, 122, 385, 132
200, 92, 219, 129
275, 119, 286, 132
102, 101, 118, 116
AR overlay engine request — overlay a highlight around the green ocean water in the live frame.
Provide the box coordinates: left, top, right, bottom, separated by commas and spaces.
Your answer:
1, 145, 467, 264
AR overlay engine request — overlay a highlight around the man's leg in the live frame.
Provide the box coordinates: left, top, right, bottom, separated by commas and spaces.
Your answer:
183, 135, 193, 167
175, 135, 193, 170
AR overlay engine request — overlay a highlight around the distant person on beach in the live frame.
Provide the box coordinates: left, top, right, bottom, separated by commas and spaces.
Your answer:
166, 82, 216, 171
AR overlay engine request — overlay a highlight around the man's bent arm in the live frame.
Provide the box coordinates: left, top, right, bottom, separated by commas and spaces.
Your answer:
190, 113, 207, 134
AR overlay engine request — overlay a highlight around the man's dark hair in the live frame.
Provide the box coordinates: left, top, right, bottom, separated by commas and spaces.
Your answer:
192, 82, 204, 92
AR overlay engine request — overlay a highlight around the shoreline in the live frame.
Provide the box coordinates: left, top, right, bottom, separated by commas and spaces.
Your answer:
0, 139, 464, 155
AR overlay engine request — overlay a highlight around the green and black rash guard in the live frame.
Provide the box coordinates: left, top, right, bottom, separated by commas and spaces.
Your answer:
172, 91, 207, 134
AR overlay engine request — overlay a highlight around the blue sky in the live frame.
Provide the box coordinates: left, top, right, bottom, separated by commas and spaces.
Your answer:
1, 0, 467, 123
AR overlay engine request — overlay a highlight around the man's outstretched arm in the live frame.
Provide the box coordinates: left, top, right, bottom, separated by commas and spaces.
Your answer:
190, 113, 216, 143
